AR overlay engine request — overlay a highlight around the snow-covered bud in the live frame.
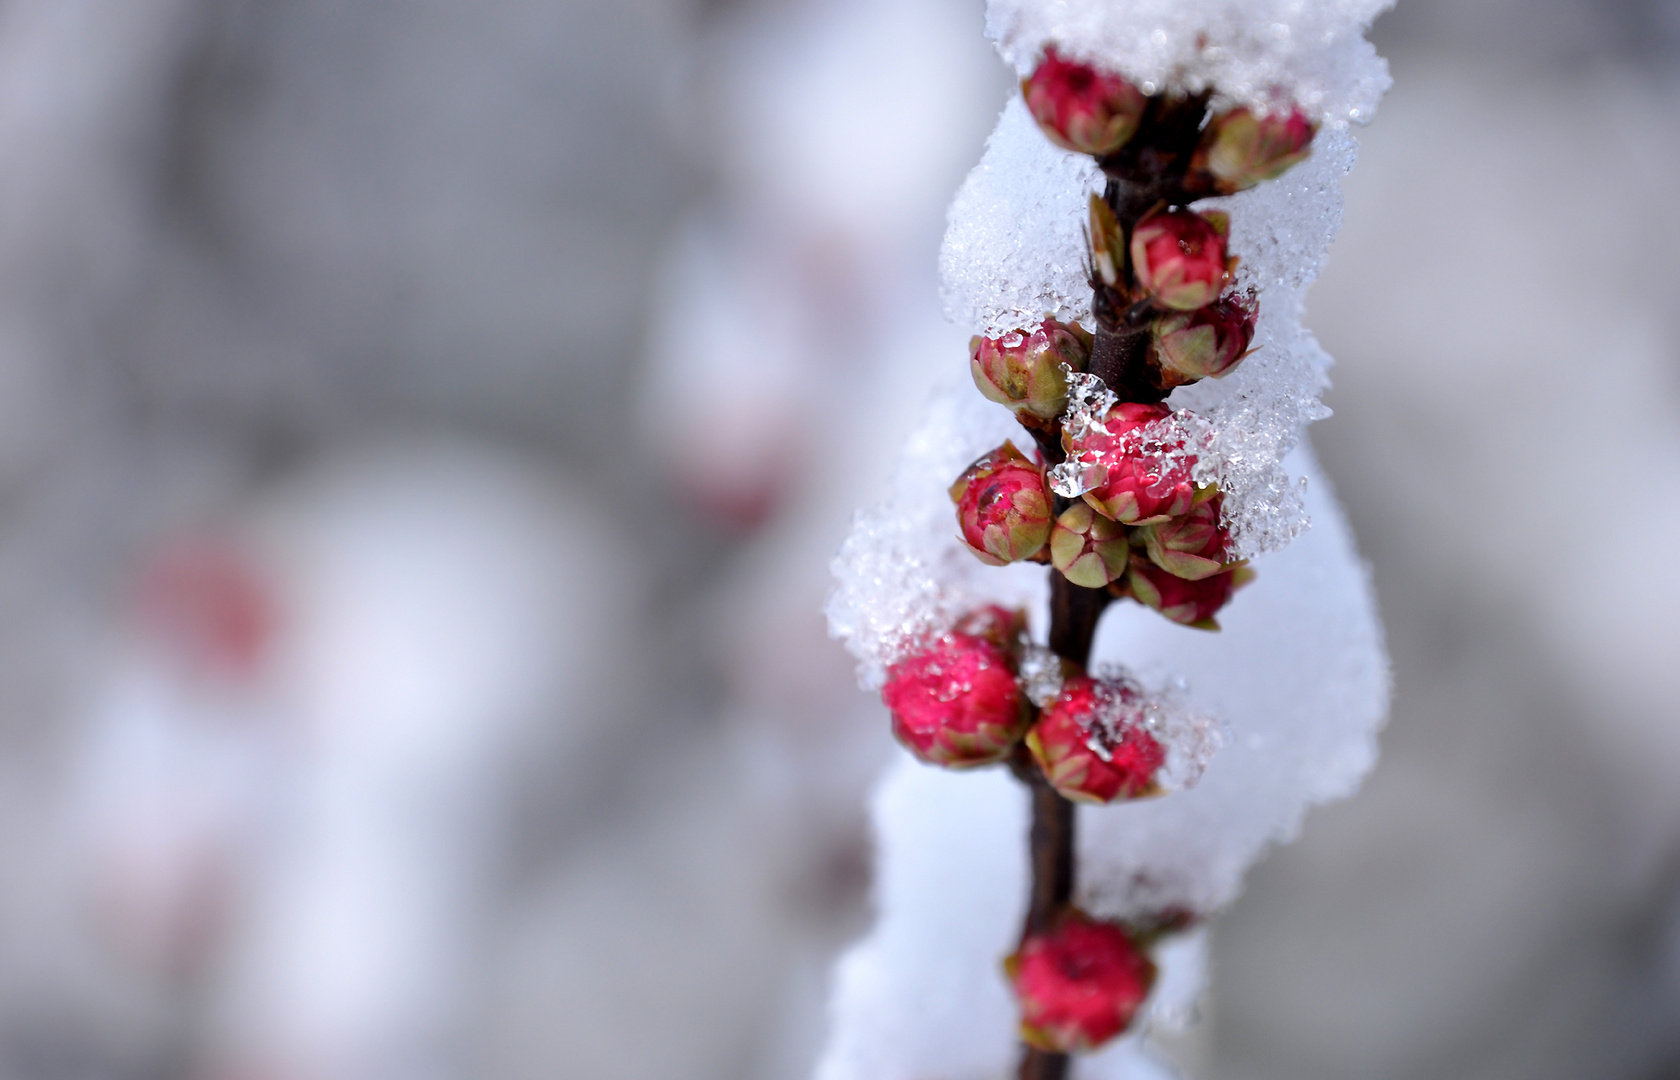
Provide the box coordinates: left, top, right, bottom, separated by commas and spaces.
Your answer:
949, 442, 1053, 566
1025, 674, 1165, 803
1129, 208, 1231, 312
1150, 295, 1256, 384
1049, 503, 1129, 589
1195, 105, 1318, 193
1127, 556, 1254, 630
881, 628, 1028, 767
970, 319, 1091, 424
1061, 402, 1197, 525
1022, 47, 1146, 158
952, 604, 1028, 652
1134, 493, 1233, 581
1007, 910, 1156, 1053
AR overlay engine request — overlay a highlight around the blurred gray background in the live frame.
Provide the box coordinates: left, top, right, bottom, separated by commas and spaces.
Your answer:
0, 1, 1674, 1079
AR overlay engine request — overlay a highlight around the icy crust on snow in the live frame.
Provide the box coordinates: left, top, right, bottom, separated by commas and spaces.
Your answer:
986, 0, 1392, 126
816, 445, 1388, 1079
940, 96, 1102, 339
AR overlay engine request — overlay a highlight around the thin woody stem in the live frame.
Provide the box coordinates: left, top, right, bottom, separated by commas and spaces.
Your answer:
1014, 130, 1175, 1080
1015, 572, 1109, 1080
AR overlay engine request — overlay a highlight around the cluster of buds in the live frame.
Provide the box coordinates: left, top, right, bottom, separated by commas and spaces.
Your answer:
1023, 48, 1318, 398
951, 428, 1251, 630
881, 609, 1183, 810
886, 44, 1325, 1065
1088, 196, 1257, 394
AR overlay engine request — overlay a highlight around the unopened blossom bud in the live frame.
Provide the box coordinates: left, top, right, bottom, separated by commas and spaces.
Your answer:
1150, 295, 1256, 385
1061, 402, 1197, 525
1127, 556, 1254, 630
1129, 208, 1231, 311
1134, 493, 1233, 581
970, 319, 1091, 424
1088, 193, 1125, 290
881, 628, 1027, 767
951, 604, 1027, 652
1049, 503, 1129, 588
1022, 47, 1146, 157
1195, 105, 1318, 193
949, 442, 1053, 566
1025, 674, 1165, 803
1007, 910, 1156, 1053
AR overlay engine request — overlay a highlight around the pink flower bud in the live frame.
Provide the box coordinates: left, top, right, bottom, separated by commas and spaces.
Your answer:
1007, 911, 1156, 1053
970, 318, 1091, 424
1150, 295, 1256, 384
1134, 494, 1233, 581
882, 630, 1027, 767
949, 442, 1053, 566
1025, 674, 1165, 803
1049, 503, 1129, 589
1061, 402, 1197, 525
1022, 47, 1146, 158
1195, 105, 1318, 193
1127, 556, 1254, 630
1129, 208, 1231, 311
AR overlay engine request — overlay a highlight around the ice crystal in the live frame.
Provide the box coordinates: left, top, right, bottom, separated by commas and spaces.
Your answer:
1016, 643, 1068, 708
1085, 666, 1225, 794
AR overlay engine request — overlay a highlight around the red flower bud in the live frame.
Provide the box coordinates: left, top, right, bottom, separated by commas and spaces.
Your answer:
949, 442, 1053, 566
1194, 105, 1318, 194
1150, 295, 1256, 384
1127, 556, 1254, 630
1007, 910, 1156, 1052
1134, 493, 1233, 581
1049, 503, 1129, 589
1129, 208, 1231, 312
1060, 402, 1197, 525
951, 604, 1028, 652
881, 629, 1027, 767
1025, 674, 1165, 803
1022, 47, 1146, 158
970, 318, 1091, 424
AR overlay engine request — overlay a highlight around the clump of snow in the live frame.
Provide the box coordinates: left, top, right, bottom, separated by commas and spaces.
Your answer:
827, 387, 1048, 690
940, 96, 1102, 338
986, 0, 1392, 126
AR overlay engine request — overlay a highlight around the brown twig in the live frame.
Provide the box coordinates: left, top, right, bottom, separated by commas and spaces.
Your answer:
1013, 127, 1183, 1079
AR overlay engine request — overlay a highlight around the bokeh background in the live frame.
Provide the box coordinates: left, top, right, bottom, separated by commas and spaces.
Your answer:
0, 1, 1675, 1078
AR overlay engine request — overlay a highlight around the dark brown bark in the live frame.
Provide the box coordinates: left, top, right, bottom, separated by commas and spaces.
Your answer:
1015, 564, 1111, 1080
1012, 88, 1212, 1080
